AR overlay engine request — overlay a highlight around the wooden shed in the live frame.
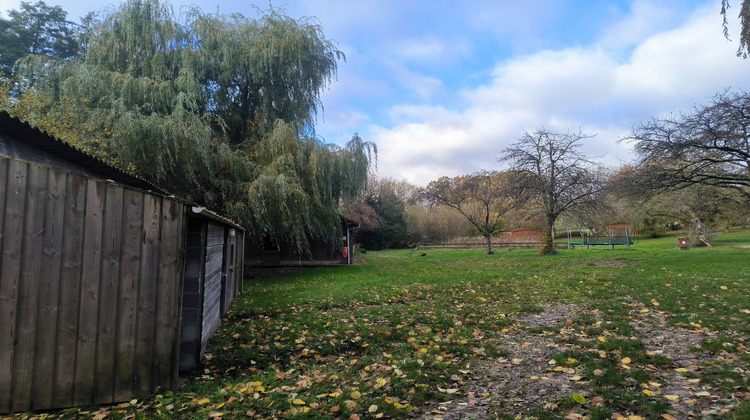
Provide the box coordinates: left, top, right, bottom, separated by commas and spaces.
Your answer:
0, 112, 244, 413
245, 217, 358, 266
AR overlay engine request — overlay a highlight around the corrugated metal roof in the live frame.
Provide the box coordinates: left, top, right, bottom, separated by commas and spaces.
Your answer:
1, 111, 245, 230
0, 111, 164, 193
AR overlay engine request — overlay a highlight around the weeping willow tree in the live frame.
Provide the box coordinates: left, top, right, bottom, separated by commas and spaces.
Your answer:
5, 0, 374, 255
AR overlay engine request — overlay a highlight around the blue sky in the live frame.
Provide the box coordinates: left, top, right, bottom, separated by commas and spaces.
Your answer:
2, 0, 749, 185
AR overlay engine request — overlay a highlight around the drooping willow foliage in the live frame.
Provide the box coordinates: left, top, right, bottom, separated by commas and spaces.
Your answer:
4, 0, 375, 255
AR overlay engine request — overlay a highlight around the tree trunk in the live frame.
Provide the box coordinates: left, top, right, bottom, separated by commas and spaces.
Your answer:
539, 214, 557, 255
485, 234, 494, 254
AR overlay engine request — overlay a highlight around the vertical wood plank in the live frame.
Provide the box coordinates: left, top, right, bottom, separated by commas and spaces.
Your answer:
31, 168, 67, 410
53, 173, 85, 408
153, 200, 184, 390
95, 184, 124, 404
237, 231, 244, 295
113, 189, 142, 401
0, 159, 25, 413
134, 194, 160, 395
11, 164, 48, 412
73, 179, 105, 406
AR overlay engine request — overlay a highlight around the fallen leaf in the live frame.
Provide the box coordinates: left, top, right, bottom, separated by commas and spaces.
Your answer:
571, 394, 586, 404
621, 357, 632, 364
665, 395, 679, 401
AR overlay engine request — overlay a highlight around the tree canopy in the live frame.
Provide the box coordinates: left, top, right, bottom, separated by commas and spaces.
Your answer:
722, 0, 750, 57
4, 0, 374, 255
0, 1, 79, 77
500, 128, 604, 254
627, 91, 750, 202
420, 170, 529, 254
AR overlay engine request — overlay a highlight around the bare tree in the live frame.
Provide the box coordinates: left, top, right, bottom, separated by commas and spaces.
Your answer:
500, 128, 604, 254
419, 170, 529, 254
626, 91, 750, 202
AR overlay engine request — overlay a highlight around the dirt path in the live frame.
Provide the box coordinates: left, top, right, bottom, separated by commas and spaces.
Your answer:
418, 302, 748, 419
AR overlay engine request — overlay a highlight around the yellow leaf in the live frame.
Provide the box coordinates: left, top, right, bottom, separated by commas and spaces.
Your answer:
376, 378, 387, 388
598, 337, 606, 343
292, 399, 306, 405
665, 395, 679, 401
643, 389, 656, 396
621, 357, 631, 364
351, 391, 362, 399
674, 368, 688, 372
197, 398, 211, 405
640, 309, 650, 313
368, 404, 378, 413
571, 394, 586, 404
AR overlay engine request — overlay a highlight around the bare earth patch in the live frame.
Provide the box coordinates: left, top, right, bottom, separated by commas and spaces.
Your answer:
419, 302, 749, 419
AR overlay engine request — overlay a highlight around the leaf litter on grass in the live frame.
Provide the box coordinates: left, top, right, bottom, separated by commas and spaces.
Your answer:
8, 244, 749, 419
418, 300, 749, 419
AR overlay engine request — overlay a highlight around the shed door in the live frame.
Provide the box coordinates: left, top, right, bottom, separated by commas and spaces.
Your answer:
220, 228, 237, 316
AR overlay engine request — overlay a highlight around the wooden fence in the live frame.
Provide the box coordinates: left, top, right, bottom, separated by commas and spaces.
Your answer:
417, 242, 542, 250
0, 157, 185, 412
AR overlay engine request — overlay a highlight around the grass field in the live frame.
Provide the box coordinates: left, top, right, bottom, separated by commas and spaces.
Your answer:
22, 233, 750, 419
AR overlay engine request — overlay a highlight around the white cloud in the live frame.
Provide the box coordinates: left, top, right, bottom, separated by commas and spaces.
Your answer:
369, 0, 750, 186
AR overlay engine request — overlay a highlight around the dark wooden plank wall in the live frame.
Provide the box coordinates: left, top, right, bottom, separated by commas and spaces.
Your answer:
0, 157, 186, 413
200, 222, 225, 353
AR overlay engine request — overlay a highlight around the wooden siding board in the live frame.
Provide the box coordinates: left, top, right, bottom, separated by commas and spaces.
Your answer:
153, 200, 184, 389
179, 219, 205, 373
32, 168, 67, 410
73, 180, 105, 406
134, 195, 160, 396
113, 189, 142, 401
0, 159, 27, 412
53, 173, 85, 408
12, 163, 47, 412
237, 232, 244, 295
201, 225, 224, 351
95, 184, 124, 404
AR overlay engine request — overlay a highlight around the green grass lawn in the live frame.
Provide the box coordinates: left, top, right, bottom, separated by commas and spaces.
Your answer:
27, 233, 750, 419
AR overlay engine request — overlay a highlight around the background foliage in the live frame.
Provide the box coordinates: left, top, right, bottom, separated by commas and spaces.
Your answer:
1, 0, 375, 254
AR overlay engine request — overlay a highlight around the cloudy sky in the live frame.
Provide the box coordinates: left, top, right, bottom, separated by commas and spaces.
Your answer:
2, 0, 750, 185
